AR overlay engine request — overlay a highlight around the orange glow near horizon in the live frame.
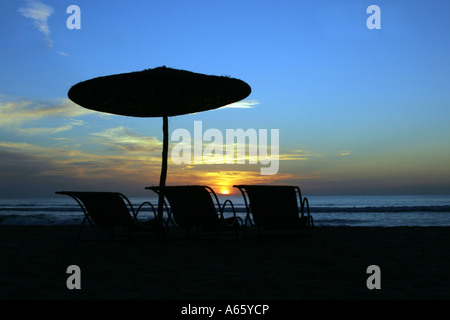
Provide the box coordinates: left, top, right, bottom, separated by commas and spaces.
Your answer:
168, 169, 302, 196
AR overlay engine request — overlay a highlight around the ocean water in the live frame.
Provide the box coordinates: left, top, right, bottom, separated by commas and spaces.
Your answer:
0, 194, 449, 227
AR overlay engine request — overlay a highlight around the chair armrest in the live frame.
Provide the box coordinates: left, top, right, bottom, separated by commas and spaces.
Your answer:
233, 186, 255, 227
221, 199, 236, 216
302, 197, 310, 218
133, 201, 157, 229
221, 199, 243, 227
161, 198, 176, 227
301, 197, 313, 231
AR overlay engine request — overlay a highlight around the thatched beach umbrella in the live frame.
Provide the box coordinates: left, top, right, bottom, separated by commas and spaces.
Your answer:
68, 66, 251, 227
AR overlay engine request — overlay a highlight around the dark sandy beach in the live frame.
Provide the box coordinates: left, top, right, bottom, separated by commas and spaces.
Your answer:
1, 225, 449, 302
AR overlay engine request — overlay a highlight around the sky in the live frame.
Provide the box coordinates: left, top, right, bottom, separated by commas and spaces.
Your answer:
0, 0, 449, 198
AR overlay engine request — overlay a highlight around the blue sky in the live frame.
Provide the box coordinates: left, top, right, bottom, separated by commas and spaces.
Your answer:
0, 0, 449, 198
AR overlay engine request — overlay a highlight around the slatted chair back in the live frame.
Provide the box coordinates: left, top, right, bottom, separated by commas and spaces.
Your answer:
235, 185, 302, 228
56, 191, 135, 228
147, 186, 223, 231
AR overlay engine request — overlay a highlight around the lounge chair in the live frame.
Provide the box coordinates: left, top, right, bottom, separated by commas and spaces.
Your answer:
55, 191, 158, 243
233, 185, 313, 237
145, 185, 242, 238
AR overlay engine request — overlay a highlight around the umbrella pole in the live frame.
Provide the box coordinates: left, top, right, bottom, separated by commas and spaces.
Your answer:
157, 115, 169, 228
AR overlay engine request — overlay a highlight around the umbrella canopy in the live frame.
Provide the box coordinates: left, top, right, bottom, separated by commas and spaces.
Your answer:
67, 66, 251, 228
68, 66, 251, 117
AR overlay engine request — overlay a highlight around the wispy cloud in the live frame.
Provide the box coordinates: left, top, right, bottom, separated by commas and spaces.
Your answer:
0, 138, 163, 195
18, 0, 54, 48
219, 100, 259, 109
0, 134, 321, 197
91, 126, 163, 153
15, 125, 74, 135
0, 97, 94, 128
57, 51, 70, 57
280, 149, 324, 161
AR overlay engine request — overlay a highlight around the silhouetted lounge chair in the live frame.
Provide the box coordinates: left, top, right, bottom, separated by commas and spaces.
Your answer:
233, 185, 313, 237
55, 191, 158, 243
145, 185, 242, 238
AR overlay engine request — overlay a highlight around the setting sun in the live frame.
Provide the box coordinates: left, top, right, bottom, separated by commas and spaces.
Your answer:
220, 189, 230, 195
